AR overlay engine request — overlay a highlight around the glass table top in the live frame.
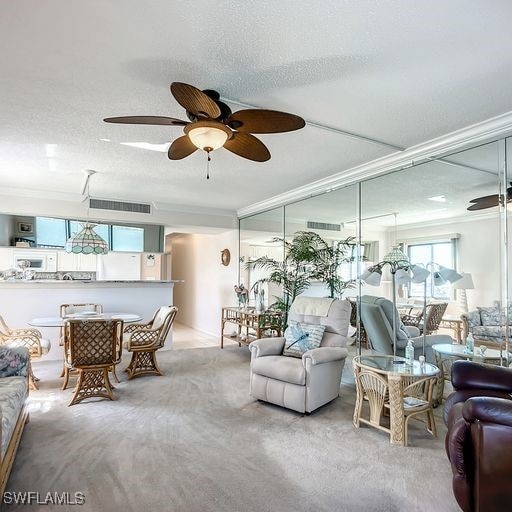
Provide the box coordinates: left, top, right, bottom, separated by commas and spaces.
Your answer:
432, 343, 505, 360
354, 355, 439, 376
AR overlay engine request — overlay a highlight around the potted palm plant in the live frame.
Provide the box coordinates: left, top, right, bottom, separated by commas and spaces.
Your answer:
247, 231, 355, 327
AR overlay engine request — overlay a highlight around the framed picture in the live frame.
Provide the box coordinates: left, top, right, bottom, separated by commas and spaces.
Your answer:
17, 222, 34, 234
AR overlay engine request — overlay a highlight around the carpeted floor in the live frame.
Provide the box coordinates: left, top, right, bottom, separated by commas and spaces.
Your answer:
8, 347, 460, 512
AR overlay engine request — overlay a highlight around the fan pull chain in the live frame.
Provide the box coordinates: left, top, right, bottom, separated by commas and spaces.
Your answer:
206, 152, 211, 180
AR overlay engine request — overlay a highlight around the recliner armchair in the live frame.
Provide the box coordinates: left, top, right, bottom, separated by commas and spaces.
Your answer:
444, 361, 512, 512
249, 298, 350, 413
360, 295, 453, 363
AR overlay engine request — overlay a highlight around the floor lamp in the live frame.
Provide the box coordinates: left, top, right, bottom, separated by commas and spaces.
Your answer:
417, 263, 462, 356
361, 246, 429, 362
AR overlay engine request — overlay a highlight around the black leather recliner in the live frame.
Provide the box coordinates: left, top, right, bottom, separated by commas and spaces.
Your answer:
444, 360, 512, 512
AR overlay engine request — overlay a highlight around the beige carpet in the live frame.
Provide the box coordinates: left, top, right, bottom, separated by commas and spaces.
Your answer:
8, 347, 460, 512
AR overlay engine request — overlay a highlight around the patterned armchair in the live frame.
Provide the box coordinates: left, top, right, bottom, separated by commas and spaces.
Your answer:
123, 306, 178, 379
0, 315, 51, 389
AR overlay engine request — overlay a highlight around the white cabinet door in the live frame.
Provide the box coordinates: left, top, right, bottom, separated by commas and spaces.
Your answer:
57, 251, 75, 271
0, 248, 13, 270
77, 253, 97, 271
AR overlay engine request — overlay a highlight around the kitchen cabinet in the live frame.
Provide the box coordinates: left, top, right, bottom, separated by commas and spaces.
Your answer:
57, 251, 97, 272
0, 248, 13, 270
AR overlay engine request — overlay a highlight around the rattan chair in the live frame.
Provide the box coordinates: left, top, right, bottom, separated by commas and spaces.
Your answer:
0, 314, 51, 389
123, 306, 177, 379
64, 319, 123, 406
384, 374, 438, 446
402, 302, 448, 335
59, 303, 104, 383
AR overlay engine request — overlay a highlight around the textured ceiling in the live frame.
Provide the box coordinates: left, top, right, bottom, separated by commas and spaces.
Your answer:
1, 0, 512, 214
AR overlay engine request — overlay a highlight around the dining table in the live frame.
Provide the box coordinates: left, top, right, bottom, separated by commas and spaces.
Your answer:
29, 313, 142, 327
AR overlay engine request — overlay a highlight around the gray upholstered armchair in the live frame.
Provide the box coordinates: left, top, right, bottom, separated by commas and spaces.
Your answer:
249, 298, 351, 413
360, 295, 453, 363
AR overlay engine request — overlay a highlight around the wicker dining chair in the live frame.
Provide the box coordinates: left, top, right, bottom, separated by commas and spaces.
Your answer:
123, 306, 178, 379
64, 319, 123, 406
59, 303, 104, 383
0, 314, 51, 390
402, 302, 448, 335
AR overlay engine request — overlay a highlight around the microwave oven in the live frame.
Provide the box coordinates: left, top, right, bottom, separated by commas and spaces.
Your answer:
13, 250, 57, 272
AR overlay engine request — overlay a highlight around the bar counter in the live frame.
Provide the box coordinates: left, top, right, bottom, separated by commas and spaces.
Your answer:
0, 280, 181, 360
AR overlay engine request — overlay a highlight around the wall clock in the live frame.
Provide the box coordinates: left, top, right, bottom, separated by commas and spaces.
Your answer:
221, 248, 231, 266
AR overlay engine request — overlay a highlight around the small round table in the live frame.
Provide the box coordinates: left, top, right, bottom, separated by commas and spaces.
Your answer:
353, 355, 440, 446
432, 343, 507, 403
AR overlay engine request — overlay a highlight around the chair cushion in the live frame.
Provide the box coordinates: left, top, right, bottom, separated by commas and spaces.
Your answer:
251, 355, 306, 385
0, 376, 28, 458
473, 325, 511, 341
283, 322, 325, 358
288, 299, 350, 337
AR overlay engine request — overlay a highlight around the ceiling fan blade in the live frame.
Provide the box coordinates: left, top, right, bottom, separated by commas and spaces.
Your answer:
170, 82, 221, 119
168, 136, 198, 160
223, 133, 270, 162
103, 116, 188, 126
227, 109, 305, 133
467, 194, 500, 211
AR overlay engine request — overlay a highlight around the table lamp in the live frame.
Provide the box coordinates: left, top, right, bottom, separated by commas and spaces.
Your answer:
451, 272, 474, 313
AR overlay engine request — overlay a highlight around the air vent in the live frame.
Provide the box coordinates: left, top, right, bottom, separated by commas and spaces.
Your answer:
306, 221, 341, 232
89, 198, 151, 214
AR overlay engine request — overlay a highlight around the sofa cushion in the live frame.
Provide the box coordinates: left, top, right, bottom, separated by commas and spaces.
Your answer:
251, 355, 306, 385
283, 322, 325, 358
472, 325, 511, 342
0, 376, 28, 458
477, 306, 502, 326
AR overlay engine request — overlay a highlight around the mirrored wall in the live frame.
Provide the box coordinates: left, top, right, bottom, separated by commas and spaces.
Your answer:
239, 136, 511, 361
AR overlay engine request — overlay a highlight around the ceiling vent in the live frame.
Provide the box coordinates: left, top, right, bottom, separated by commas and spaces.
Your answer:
306, 221, 341, 232
89, 198, 151, 214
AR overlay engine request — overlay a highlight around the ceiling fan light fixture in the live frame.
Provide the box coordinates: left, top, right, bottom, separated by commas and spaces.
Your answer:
185, 121, 232, 152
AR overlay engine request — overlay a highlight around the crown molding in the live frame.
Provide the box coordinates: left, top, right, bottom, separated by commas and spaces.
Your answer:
237, 111, 512, 218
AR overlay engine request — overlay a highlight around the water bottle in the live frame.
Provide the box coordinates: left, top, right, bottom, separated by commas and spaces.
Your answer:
405, 339, 414, 366
466, 332, 474, 354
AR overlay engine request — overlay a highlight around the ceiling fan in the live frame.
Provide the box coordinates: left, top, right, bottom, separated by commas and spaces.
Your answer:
104, 82, 305, 164
467, 183, 512, 211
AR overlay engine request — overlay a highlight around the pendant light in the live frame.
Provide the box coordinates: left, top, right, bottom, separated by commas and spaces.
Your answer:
65, 170, 108, 255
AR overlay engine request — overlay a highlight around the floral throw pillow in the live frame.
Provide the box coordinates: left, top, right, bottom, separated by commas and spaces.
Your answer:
283, 322, 326, 358
478, 306, 502, 326
0, 346, 28, 378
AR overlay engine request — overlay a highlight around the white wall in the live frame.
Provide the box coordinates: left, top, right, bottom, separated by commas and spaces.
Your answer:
397, 215, 501, 310
170, 230, 238, 337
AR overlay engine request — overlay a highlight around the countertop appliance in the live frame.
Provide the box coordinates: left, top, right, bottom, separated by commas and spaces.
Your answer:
13, 250, 57, 272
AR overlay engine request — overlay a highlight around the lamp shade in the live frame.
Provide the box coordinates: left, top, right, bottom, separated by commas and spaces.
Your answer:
410, 265, 430, 283
185, 121, 232, 151
361, 266, 383, 286
432, 271, 446, 287
395, 268, 411, 286
383, 245, 409, 264
438, 265, 463, 283
452, 272, 474, 290
65, 223, 108, 255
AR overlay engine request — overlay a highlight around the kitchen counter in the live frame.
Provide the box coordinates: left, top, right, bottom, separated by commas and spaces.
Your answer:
0, 280, 182, 360
0, 279, 182, 288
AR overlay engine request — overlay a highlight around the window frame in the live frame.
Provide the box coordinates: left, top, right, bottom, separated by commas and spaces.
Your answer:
406, 239, 457, 300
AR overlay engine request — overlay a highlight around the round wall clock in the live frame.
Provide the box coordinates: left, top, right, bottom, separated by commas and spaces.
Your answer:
221, 248, 231, 266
